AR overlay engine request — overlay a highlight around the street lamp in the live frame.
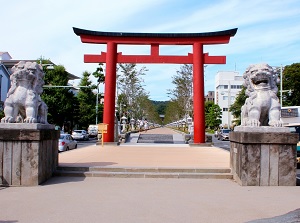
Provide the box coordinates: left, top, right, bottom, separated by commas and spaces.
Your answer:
130, 118, 135, 131
95, 83, 100, 124
121, 116, 127, 133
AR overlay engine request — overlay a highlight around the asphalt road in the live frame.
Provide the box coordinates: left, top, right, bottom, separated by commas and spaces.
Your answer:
211, 134, 231, 151
76, 137, 98, 149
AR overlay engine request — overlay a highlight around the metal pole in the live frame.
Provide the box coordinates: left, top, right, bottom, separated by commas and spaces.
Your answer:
280, 65, 283, 108
228, 81, 231, 128
96, 84, 99, 124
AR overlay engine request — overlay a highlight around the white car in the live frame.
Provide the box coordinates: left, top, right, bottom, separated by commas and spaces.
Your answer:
72, 130, 89, 141
59, 134, 77, 152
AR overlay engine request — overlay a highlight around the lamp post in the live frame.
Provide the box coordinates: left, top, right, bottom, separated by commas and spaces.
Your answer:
280, 65, 283, 108
95, 83, 100, 124
121, 116, 127, 133
228, 81, 231, 128
130, 118, 135, 131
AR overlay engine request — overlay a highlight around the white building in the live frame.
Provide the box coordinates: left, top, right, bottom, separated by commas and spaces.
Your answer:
215, 71, 244, 128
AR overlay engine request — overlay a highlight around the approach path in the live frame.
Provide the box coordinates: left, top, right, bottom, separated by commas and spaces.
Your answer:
58, 127, 229, 168
2, 127, 300, 223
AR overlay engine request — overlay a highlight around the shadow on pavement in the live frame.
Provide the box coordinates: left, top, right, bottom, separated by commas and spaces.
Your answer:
58, 162, 118, 168
41, 176, 86, 186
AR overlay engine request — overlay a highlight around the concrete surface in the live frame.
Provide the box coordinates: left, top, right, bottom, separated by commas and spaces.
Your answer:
1, 127, 300, 223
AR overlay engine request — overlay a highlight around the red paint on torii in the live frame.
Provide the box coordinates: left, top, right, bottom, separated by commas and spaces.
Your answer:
73, 27, 237, 144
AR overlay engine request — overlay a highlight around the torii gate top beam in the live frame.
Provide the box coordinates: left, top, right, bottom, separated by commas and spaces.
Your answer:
73, 27, 237, 45
73, 27, 237, 64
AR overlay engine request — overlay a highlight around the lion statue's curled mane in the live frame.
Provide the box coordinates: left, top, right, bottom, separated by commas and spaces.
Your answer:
241, 63, 282, 127
1, 61, 48, 124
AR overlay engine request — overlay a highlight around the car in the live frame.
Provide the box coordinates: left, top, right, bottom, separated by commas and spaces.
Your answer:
217, 129, 231, 141
72, 130, 89, 141
88, 125, 98, 138
58, 134, 77, 152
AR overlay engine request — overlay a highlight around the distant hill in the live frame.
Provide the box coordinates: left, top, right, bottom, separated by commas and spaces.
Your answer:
151, 100, 169, 116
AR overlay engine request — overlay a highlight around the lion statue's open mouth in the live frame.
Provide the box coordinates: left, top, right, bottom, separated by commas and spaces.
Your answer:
1, 61, 48, 124
241, 63, 282, 127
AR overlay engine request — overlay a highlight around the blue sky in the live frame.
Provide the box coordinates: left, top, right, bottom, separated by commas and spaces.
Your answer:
1, 0, 300, 101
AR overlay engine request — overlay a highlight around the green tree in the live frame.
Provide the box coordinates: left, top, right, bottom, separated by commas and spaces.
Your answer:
168, 64, 193, 118
229, 87, 247, 126
205, 101, 222, 130
76, 71, 97, 129
282, 63, 300, 106
92, 63, 105, 124
117, 63, 148, 119
41, 64, 76, 128
164, 100, 181, 124
92, 63, 105, 84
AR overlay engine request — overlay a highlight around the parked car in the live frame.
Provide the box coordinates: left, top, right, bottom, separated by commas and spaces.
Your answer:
72, 130, 89, 141
88, 124, 98, 138
217, 129, 231, 141
58, 134, 77, 152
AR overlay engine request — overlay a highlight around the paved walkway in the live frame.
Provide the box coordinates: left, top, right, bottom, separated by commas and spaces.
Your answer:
58, 127, 229, 168
1, 127, 300, 223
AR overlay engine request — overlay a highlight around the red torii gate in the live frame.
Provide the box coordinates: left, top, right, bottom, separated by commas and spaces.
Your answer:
73, 27, 237, 144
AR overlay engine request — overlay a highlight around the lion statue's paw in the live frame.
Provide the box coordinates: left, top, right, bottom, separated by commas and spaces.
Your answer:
24, 117, 37, 123
268, 120, 283, 127
1, 116, 14, 123
246, 119, 260, 127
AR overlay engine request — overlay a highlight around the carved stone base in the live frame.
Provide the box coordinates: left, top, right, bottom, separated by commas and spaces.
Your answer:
0, 125, 59, 186
230, 127, 298, 186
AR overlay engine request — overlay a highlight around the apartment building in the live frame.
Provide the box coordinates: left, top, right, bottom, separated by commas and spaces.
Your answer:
215, 71, 244, 128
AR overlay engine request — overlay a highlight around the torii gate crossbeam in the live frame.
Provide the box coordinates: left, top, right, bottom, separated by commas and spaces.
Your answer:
73, 27, 237, 144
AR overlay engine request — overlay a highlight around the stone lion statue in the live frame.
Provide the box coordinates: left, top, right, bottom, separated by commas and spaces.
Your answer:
1, 61, 48, 124
241, 63, 282, 127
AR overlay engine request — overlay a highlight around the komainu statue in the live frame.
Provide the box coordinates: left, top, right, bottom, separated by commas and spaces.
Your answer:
241, 63, 282, 127
1, 61, 48, 124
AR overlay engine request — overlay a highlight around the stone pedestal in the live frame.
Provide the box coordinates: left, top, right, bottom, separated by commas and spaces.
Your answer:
0, 124, 59, 186
230, 126, 298, 186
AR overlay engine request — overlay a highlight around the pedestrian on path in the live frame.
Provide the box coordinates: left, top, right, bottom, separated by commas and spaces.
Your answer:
144, 119, 149, 132
139, 119, 144, 132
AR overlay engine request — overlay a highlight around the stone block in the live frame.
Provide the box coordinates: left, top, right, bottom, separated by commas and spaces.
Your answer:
230, 130, 298, 186
0, 128, 59, 186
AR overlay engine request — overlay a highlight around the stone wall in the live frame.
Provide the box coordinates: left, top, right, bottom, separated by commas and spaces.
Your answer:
0, 124, 59, 186
230, 129, 298, 186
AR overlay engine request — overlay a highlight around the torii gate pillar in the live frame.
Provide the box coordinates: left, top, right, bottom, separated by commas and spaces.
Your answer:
103, 42, 117, 142
73, 27, 237, 144
193, 43, 205, 143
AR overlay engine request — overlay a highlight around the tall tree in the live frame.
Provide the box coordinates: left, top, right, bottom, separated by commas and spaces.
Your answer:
92, 63, 105, 124
164, 100, 181, 124
117, 63, 148, 119
282, 63, 300, 106
41, 64, 76, 128
229, 86, 247, 126
168, 64, 193, 119
76, 71, 97, 129
205, 101, 222, 130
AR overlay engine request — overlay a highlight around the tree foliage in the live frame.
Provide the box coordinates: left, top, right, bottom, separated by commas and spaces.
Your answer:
229, 86, 247, 126
41, 64, 76, 128
76, 71, 98, 129
117, 63, 151, 120
164, 100, 181, 123
282, 63, 300, 106
205, 101, 222, 130
168, 64, 193, 118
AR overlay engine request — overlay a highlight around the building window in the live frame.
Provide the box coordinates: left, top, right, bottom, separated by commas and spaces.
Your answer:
224, 85, 228, 89
223, 108, 228, 111
223, 96, 228, 100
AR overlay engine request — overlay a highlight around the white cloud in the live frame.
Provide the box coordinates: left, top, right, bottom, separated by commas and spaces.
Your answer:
1, 0, 300, 100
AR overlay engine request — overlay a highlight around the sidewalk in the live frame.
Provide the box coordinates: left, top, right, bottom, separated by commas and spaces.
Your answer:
58, 127, 229, 168
1, 127, 300, 223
